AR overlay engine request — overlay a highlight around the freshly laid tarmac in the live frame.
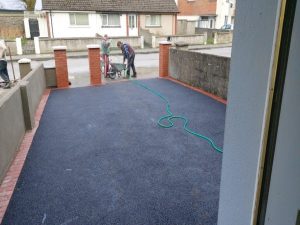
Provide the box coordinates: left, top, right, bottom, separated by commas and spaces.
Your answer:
2, 78, 225, 225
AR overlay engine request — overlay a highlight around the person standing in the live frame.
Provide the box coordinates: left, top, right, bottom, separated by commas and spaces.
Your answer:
0, 40, 11, 89
117, 41, 136, 78
100, 34, 110, 78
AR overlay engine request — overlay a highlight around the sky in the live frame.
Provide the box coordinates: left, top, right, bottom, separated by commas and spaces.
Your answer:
0, 0, 42, 10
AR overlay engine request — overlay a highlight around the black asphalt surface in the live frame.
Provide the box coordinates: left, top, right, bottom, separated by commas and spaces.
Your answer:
2, 78, 225, 225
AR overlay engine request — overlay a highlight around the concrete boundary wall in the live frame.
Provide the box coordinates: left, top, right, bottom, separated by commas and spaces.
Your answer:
214, 31, 233, 44
153, 34, 206, 48
177, 20, 197, 35
0, 86, 26, 183
21, 64, 46, 129
38, 36, 141, 54
169, 48, 230, 99
5, 41, 18, 56
0, 64, 47, 183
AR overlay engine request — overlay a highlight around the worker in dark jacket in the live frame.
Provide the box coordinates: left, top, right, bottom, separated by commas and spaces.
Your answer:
117, 41, 136, 78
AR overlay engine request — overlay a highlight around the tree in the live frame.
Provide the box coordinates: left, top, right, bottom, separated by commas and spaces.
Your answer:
22, 0, 36, 11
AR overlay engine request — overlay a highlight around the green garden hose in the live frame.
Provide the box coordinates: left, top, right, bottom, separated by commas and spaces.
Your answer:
132, 80, 223, 153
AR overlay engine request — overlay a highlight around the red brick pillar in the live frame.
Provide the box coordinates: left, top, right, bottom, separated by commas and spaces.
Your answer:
159, 41, 172, 77
53, 46, 69, 88
87, 45, 101, 85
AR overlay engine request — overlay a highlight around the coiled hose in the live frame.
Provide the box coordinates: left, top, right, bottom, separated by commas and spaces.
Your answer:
132, 80, 223, 153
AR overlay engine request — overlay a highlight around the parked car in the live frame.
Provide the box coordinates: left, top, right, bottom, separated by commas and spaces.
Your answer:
220, 24, 233, 30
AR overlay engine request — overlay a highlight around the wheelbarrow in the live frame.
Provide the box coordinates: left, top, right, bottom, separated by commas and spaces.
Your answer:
107, 63, 127, 79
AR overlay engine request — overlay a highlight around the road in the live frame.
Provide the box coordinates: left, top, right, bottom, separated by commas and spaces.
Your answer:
4, 47, 232, 87
6, 53, 160, 87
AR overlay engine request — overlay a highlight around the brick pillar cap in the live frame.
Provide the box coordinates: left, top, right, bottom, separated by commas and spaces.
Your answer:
18, 58, 31, 64
159, 41, 172, 45
87, 44, 100, 49
52, 46, 67, 50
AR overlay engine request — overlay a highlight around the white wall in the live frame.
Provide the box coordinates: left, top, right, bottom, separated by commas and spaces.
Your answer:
100, 14, 127, 37
177, 16, 199, 21
217, 0, 281, 224
50, 12, 99, 38
140, 14, 175, 36
264, 2, 300, 225
216, 0, 235, 28
37, 17, 48, 37
49, 12, 127, 38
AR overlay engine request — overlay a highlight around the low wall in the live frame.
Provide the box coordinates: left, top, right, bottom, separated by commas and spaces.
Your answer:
140, 28, 153, 47
21, 63, 46, 129
195, 28, 233, 44
0, 63, 47, 183
5, 40, 17, 56
177, 20, 197, 35
0, 11, 25, 39
169, 48, 230, 99
214, 31, 233, 44
39, 36, 141, 54
44, 67, 57, 87
0, 86, 26, 183
153, 34, 206, 48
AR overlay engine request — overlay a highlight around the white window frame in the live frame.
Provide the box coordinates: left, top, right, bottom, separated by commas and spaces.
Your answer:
145, 15, 161, 27
69, 13, 89, 26
101, 14, 121, 27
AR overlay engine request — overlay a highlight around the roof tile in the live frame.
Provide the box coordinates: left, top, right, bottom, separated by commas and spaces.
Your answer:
42, 0, 179, 13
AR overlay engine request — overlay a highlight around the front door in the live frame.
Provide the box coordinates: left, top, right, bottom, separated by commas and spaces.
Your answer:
128, 14, 138, 36
29, 19, 40, 39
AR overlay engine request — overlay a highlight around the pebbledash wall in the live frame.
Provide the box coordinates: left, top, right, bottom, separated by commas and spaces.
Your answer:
49, 12, 126, 38
169, 48, 230, 99
0, 10, 25, 39
48, 12, 175, 38
38, 36, 141, 54
153, 34, 207, 48
0, 63, 47, 183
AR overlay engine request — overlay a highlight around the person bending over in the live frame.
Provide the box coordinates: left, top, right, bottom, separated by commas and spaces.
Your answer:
117, 41, 136, 78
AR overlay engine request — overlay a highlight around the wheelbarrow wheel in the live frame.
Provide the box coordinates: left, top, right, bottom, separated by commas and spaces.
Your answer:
108, 67, 117, 79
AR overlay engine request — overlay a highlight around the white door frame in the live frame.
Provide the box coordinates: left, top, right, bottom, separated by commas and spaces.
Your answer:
128, 14, 138, 36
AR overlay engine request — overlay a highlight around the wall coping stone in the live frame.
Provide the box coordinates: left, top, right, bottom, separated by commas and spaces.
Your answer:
52, 46, 67, 50
159, 41, 172, 45
175, 42, 189, 47
87, 44, 100, 49
18, 58, 31, 64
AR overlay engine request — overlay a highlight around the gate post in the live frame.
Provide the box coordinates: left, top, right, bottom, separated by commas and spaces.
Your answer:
87, 45, 101, 85
34, 37, 40, 54
16, 38, 23, 55
18, 58, 32, 79
24, 18, 30, 39
53, 46, 69, 88
159, 41, 172, 78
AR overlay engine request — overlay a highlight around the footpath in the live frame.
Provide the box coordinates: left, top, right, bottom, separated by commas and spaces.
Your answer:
11, 43, 232, 61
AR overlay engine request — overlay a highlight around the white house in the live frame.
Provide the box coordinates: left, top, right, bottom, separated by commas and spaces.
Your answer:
38, 0, 178, 38
176, 0, 236, 29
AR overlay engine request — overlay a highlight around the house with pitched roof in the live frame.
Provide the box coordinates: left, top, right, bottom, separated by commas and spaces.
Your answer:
175, 0, 236, 29
38, 0, 178, 38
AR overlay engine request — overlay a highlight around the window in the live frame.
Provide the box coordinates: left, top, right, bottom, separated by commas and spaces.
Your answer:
146, 15, 161, 27
129, 15, 136, 28
199, 16, 209, 28
101, 14, 121, 27
69, 13, 89, 26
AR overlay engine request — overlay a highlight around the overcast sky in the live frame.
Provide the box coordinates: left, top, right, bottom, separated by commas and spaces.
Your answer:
0, 0, 42, 10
